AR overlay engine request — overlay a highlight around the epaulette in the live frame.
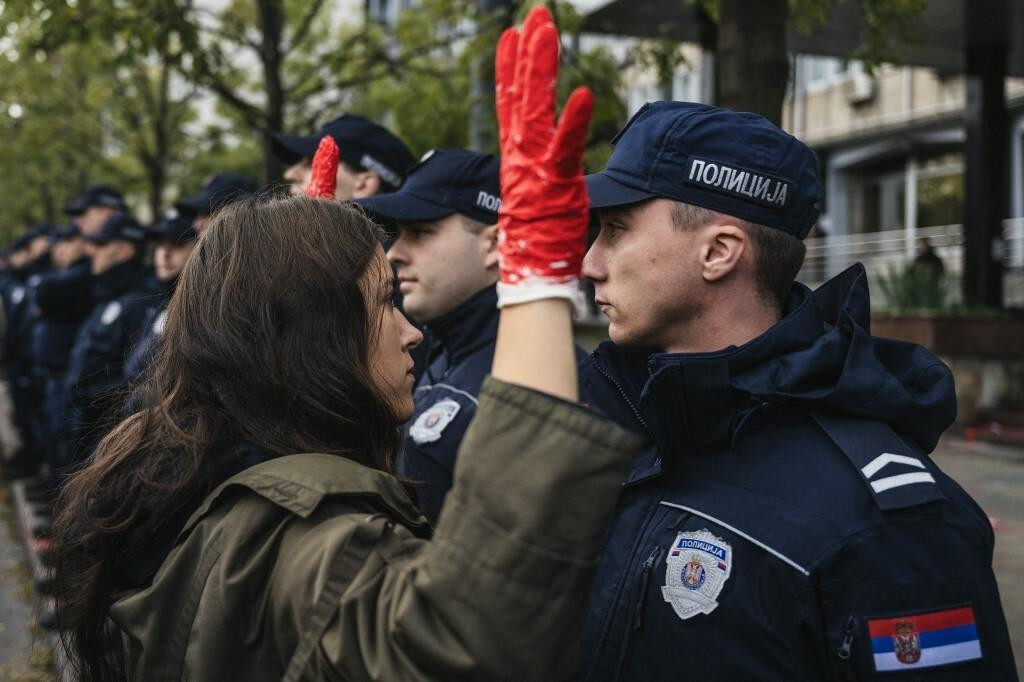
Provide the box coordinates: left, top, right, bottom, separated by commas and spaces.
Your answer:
813, 413, 946, 511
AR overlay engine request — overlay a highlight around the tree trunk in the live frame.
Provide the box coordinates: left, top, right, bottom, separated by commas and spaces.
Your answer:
149, 56, 171, 221
715, 0, 789, 124
258, 0, 286, 184
469, 0, 515, 152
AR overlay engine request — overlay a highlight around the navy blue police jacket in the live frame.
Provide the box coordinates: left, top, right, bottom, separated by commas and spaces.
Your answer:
63, 261, 159, 452
578, 264, 1016, 680
29, 256, 93, 370
2, 258, 51, 366
122, 275, 176, 385
396, 284, 499, 520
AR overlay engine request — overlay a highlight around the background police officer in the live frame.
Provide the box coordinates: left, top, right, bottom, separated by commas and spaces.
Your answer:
23, 225, 94, 496
175, 173, 258, 235
1, 226, 54, 478
272, 113, 415, 200
61, 213, 152, 463
576, 101, 1016, 679
122, 209, 197, 385
64, 184, 126, 238
355, 149, 501, 519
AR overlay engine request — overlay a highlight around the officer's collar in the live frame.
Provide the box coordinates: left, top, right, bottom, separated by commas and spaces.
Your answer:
424, 284, 499, 364
70, 255, 92, 270
150, 272, 179, 301
93, 257, 144, 302
592, 281, 820, 463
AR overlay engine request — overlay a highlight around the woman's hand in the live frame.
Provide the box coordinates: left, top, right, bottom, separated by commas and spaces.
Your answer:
490, 6, 592, 402
306, 136, 340, 199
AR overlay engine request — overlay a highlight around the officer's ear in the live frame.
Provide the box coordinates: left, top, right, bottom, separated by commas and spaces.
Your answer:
481, 223, 499, 269
698, 221, 747, 283
351, 171, 382, 199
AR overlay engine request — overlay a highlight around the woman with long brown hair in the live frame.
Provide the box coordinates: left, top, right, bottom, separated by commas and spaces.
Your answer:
53, 195, 638, 681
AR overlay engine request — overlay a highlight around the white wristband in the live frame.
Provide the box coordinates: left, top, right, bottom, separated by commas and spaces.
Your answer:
496, 277, 581, 308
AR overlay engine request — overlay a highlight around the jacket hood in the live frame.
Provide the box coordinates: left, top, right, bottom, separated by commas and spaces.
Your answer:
590, 264, 955, 457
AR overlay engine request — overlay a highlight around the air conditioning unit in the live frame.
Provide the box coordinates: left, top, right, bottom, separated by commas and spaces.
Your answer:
841, 71, 876, 105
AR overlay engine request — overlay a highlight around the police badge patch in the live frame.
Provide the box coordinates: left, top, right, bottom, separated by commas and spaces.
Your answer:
101, 301, 123, 325
409, 399, 461, 444
153, 310, 168, 335
662, 529, 732, 621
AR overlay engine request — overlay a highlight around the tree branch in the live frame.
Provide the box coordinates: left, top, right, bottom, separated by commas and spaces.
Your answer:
286, 0, 328, 52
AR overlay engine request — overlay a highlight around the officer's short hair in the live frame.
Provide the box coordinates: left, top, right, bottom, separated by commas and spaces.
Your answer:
670, 201, 805, 313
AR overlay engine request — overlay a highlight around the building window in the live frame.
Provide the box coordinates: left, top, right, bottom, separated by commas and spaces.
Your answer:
916, 153, 963, 228
847, 151, 963, 234
801, 56, 860, 92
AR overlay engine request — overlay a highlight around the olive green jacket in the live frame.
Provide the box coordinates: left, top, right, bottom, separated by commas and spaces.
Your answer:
109, 378, 641, 681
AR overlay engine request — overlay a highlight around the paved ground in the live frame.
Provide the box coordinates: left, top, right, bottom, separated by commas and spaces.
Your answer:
0, 485, 51, 682
0, 438, 1019, 678
932, 436, 1024, 676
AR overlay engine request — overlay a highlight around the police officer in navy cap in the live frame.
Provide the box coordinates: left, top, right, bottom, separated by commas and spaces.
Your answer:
176, 173, 258, 234
122, 208, 199, 385
273, 113, 416, 200
61, 213, 153, 463
572, 101, 1016, 679
64, 184, 126, 239
23, 223, 95, 492
354, 149, 506, 519
1, 225, 56, 477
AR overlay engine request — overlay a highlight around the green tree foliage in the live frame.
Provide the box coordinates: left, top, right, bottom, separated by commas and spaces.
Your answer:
0, 0, 629, 239
1, 0, 199, 226
699, 0, 928, 121
0, 35, 108, 242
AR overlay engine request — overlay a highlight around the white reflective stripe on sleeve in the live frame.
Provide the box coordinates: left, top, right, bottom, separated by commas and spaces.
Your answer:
869, 471, 937, 494
861, 452, 926, 479
659, 501, 810, 576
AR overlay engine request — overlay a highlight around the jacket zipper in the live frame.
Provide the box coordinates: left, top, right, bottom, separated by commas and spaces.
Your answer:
591, 501, 661, 682
593, 358, 650, 433
631, 546, 664, 631
837, 614, 857, 660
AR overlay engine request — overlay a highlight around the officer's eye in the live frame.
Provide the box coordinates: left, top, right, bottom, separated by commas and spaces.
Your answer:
604, 222, 625, 239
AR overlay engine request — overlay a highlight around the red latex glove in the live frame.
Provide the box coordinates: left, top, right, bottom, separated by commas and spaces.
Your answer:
495, 6, 594, 307
305, 135, 339, 199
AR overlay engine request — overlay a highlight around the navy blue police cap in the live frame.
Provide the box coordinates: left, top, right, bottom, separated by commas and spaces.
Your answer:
354, 149, 501, 225
85, 213, 148, 246
271, 114, 416, 191
63, 184, 126, 216
11, 226, 47, 250
176, 174, 258, 215
150, 209, 198, 244
48, 224, 80, 243
24, 224, 56, 241
585, 101, 823, 239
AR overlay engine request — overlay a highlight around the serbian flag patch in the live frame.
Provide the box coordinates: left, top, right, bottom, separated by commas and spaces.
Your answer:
868, 605, 982, 672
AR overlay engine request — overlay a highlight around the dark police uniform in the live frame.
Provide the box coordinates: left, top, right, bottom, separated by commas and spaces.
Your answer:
578, 102, 1016, 679
120, 283, 171, 386
62, 215, 154, 460
400, 284, 498, 518
122, 208, 205, 386
355, 149, 502, 519
2, 228, 55, 469
29, 245, 93, 469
